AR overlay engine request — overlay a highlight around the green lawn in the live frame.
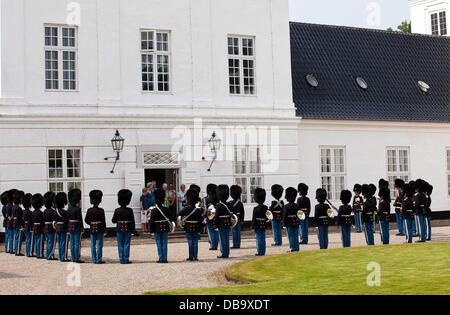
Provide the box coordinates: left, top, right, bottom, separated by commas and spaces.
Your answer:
147, 242, 450, 295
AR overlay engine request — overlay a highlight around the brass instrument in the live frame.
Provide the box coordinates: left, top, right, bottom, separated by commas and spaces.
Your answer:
266, 210, 273, 221
230, 213, 239, 228
207, 204, 216, 220
297, 210, 306, 221
326, 199, 339, 218
178, 202, 202, 228
147, 206, 156, 221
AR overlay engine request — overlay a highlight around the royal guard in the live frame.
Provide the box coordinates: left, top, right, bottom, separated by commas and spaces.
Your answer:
12, 191, 25, 256
315, 188, 330, 250
394, 179, 406, 236
42, 191, 56, 260
270, 185, 284, 246
178, 189, 203, 261
408, 181, 419, 237
402, 183, 415, 244
214, 185, 233, 259
413, 179, 427, 243
1, 191, 10, 253
297, 183, 311, 244
5, 189, 18, 254
352, 184, 363, 233
112, 189, 135, 264
85, 190, 106, 264
252, 188, 268, 256
337, 190, 352, 248
361, 184, 376, 246
67, 189, 84, 263
283, 187, 300, 252
22, 193, 34, 257
31, 194, 45, 259
377, 187, 391, 245
54, 192, 69, 262
150, 189, 174, 263
229, 185, 244, 249
204, 184, 219, 251
424, 182, 433, 241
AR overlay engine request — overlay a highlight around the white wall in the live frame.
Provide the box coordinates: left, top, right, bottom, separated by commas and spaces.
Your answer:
410, 0, 449, 35
299, 120, 450, 216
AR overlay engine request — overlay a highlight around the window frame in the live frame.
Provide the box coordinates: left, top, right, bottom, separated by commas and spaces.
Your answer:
227, 35, 257, 97
233, 146, 263, 204
44, 24, 78, 92
430, 10, 447, 35
47, 148, 83, 194
386, 147, 411, 198
319, 146, 346, 201
140, 29, 172, 94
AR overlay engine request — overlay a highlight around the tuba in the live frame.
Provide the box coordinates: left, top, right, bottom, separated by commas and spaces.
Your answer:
266, 210, 273, 221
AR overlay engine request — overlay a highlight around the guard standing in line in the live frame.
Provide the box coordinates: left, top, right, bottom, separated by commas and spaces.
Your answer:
67, 189, 84, 263
377, 187, 391, 245
229, 185, 244, 249
337, 190, 352, 248
54, 192, 69, 262
22, 193, 34, 257
352, 184, 363, 233
6, 189, 18, 254
361, 184, 376, 246
12, 191, 25, 256
112, 189, 135, 264
85, 190, 106, 264
424, 182, 433, 241
283, 187, 300, 252
315, 188, 330, 250
413, 179, 427, 243
1, 191, 10, 253
149, 189, 172, 263
297, 183, 311, 245
270, 184, 284, 246
43, 191, 56, 260
214, 185, 232, 259
252, 188, 268, 256
204, 184, 219, 251
394, 179, 406, 236
31, 194, 45, 259
402, 183, 415, 244
178, 189, 203, 261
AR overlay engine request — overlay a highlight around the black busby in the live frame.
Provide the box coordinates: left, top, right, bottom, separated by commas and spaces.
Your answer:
55, 192, 68, 209
340, 190, 352, 204
68, 189, 82, 206
230, 185, 243, 201
404, 183, 414, 198
378, 179, 389, 189
271, 184, 284, 200
206, 184, 217, 195
298, 183, 309, 196
186, 189, 199, 206
425, 182, 433, 196
353, 184, 362, 193
217, 185, 230, 203
7, 189, 18, 205
0, 191, 8, 206
254, 188, 266, 205
89, 190, 103, 205
378, 187, 391, 202
315, 188, 327, 203
285, 187, 297, 203
43, 191, 55, 209
415, 179, 425, 193
206, 183, 218, 204
362, 184, 373, 198
31, 193, 44, 211
189, 184, 201, 193
118, 189, 132, 207
395, 179, 405, 189
154, 189, 166, 206
13, 191, 23, 205
22, 193, 32, 210
369, 184, 377, 196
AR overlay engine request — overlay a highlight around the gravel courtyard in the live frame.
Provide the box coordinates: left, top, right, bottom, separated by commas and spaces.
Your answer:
1, 226, 449, 295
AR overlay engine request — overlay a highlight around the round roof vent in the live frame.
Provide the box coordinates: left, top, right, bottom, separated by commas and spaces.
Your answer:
356, 77, 368, 90
305, 74, 319, 88
417, 81, 430, 94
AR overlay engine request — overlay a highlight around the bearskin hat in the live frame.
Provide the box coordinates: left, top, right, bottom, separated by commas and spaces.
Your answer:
230, 185, 243, 201
285, 187, 298, 203
315, 188, 327, 203
89, 190, 103, 205
425, 182, 433, 195
378, 179, 389, 189
0, 191, 9, 206
13, 191, 23, 205
217, 185, 230, 203
415, 179, 425, 193
31, 193, 44, 211
189, 184, 201, 193
22, 193, 32, 210
298, 183, 309, 196
395, 179, 405, 189
43, 191, 55, 209
254, 188, 266, 205
118, 189, 132, 207
68, 189, 82, 206
353, 184, 362, 193
378, 187, 391, 202
361, 184, 373, 198
206, 184, 217, 195
7, 189, 18, 204
55, 192, 68, 209
340, 190, 352, 204
404, 183, 414, 198
369, 184, 377, 196
184, 189, 198, 206
271, 184, 284, 200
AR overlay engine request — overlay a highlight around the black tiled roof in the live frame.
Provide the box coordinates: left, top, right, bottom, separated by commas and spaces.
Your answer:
290, 22, 450, 122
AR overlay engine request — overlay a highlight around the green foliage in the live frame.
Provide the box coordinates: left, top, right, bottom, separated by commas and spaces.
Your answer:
388, 20, 411, 33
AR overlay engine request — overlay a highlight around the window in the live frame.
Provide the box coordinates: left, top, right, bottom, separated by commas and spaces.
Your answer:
48, 148, 82, 193
228, 36, 256, 95
387, 147, 410, 198
447, 149, 450, 197
320, 147, 346, 201
141, 30, 171, 92
44, 25, 77, 90
431, 11, 447, 35
233, 146, 263, 203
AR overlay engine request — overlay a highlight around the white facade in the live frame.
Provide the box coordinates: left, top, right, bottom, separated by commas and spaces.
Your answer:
410, 0, 448, 35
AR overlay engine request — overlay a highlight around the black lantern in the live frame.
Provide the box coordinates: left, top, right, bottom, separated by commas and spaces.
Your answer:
104, 130, 125, 173
202, 131, 221, 172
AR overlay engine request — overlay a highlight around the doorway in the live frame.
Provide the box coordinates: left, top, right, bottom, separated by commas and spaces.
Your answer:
145, 169, 179, 189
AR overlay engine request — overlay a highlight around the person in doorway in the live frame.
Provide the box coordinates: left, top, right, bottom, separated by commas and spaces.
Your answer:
178, 184, 187, 211
140, 188, 152, 233
168, 184, 177, 217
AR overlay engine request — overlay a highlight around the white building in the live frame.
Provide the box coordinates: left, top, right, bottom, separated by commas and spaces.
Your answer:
410, 0, 448, 35
1, 0, 449, 231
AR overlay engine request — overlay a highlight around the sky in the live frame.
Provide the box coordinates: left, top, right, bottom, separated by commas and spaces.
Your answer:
289, 0, 411, 30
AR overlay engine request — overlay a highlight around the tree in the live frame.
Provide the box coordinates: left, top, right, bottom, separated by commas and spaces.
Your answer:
387, 20, 411, 33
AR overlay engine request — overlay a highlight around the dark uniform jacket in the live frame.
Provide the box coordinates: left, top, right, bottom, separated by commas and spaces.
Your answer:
362, 198, 377, 223
85, 206, 106, 234
54, 208, 68, 233
228, 199, 245, 223
2, 205, 11, 228
11, 205, 24, 229
283, 202, 300, 227
401, 198, 414, 220
377, 200, 390, 222
425, 196, 432, 218
67, 205, 84, 232
23, 208, 33, 232
269, 200, 284, 221
31, 209, 44, 234
337, 204, 352, 225
149, 205, 171, 233
112, 206, 136, 233
315, 203, 330, 226
213, 201, 233, 229
394, 193, 404, 213
6, 205, 14, 229
178, 204, 203, 233
413, 193, 427, 216
43, 208, 56, 233
296, 196, 311, 218
252, 204, 268, 230
352, 195, 363, 213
